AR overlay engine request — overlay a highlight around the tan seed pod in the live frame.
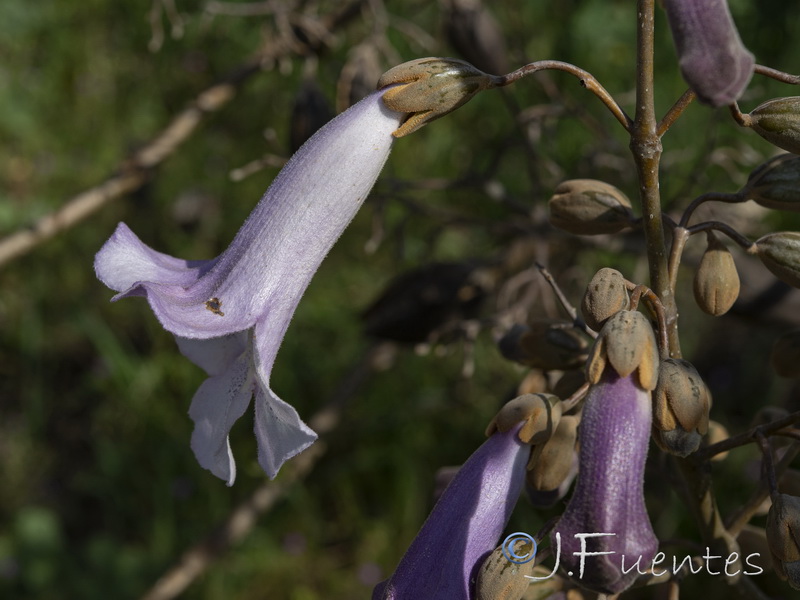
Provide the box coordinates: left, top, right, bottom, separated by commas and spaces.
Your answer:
756, 232, 800, 288
475, 542, 534, 600
586, 310, 659, 390
486, 393, 562, 446
749, 97, 800, 155
693, 232, 740, 316
527, 415, 579, 489
766, 494, 800, 588
581, 267, 631, 330
771, 328, 800, 378
742, 153, 800, 211
498, 320, 589, 371
378, 57, 499, 137
653, 359, 710, 434
548, 179, 635, 235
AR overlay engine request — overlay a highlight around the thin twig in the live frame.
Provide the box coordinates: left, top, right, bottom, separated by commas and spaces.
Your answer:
678, 191, 746, 228
657, 89, 695, 137
534, 262, 597, 339
726, 442, 800, 537
685, 221, 755, 251
754, 431, 779, 499
694, 409, 800, 461
754, 64, 800, 85
497, 61, 632, 131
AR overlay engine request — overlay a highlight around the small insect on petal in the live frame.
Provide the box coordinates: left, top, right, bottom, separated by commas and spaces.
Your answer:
205, 297, 225, 316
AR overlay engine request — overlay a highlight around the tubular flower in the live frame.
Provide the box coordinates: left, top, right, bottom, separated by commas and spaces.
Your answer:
95, 91, 404, 485
552, 311, 659, 594
662, 0, 754, 106
553, 373, 659, 594
373, 426, 530, 600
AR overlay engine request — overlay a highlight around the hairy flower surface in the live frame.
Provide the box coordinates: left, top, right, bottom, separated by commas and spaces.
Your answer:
552, 372, 658, 594
373, 427, 530, 600
662, 0, 754, 106
95, 91, 403, 484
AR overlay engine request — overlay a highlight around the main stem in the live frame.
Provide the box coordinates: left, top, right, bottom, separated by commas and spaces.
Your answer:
630, 0, 679, 355
631, 0, 741, 569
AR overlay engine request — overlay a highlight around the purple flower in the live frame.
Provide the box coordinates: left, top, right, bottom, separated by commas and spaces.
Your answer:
662, 0, 754, 106
552, 372, 658, 594
95, 91, 404, 485
373, 427, 530, 600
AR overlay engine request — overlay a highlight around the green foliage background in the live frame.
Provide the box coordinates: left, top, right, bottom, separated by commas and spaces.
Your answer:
1, 1, 798, 598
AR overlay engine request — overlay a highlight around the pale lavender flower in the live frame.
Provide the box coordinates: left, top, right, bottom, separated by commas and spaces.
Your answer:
95, 91, 404, 485
662, 0, 754, 106
552, 372, 658, 595
373, 427, 530, 600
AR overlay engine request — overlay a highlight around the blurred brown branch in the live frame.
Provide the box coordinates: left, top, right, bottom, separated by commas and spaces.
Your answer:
0, 0, 369, 270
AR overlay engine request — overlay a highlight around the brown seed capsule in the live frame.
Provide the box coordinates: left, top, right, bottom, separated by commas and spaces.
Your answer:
527, 415, 579, 492
475, 542, 534, 600
743, 153, 800, 211
548, 179, 636, 235
652, 359, 710, 456
771, 328, 800, 378
586, 310, 659, 390
581, 268, 631, 331
653, 359, 710, 434
486, 393, 562, 446
498, 320, 589, 371
378, 57, 499, 137
748, 97, 800, 155
765, 494, 800, 589
755, 232, 800, 288
693, 232, 740, 316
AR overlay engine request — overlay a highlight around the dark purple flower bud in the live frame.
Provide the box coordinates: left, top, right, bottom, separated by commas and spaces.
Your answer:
551, 372, 658, 594
373, 427, 530, 600
662, 0, 754, 106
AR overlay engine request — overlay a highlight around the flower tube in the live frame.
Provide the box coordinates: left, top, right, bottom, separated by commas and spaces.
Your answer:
373, 425, 531, 600
95, 91, 404, 484
552, 311, 659, 594
662, 0, 754, 106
